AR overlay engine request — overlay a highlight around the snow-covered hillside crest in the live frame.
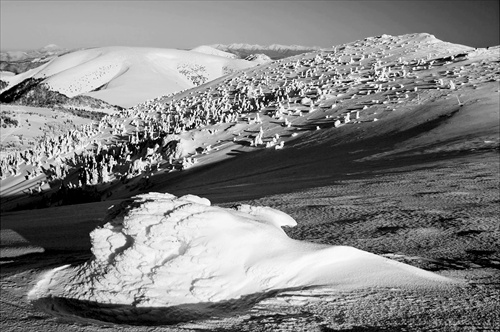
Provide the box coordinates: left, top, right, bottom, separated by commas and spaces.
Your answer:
191, 45, 239, 59
245, 53, 273, 64
32, 192, 453, 307
0, 46, 258, 108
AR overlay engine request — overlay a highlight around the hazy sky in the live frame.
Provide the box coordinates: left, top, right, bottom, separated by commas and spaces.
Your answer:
1, 0, 499, 51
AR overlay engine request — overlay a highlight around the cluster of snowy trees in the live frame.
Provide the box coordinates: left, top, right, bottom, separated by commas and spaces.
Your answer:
2, 37, 470, 202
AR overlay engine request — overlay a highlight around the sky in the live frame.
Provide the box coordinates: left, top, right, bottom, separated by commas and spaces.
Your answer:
1, 0, 499, 51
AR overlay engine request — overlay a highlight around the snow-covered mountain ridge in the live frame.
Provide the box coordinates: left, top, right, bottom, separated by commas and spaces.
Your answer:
0, 46, 258, 108
1, 33, 498, 209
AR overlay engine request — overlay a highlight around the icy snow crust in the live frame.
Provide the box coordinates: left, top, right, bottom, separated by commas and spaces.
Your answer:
34, 192, 453, 308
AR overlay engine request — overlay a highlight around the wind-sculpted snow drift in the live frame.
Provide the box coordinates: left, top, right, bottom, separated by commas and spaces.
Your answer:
31, 193, 453, 309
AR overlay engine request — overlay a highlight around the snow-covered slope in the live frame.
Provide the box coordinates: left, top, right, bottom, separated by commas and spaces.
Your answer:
192, 45, 273, 63
1, 47, 258, 108
244, 53, 273, 64
0, 71, 15, 77
1, 33, 498, 208
191, 45, 239, 59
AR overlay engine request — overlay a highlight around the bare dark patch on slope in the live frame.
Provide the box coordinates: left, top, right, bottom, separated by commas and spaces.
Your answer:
0, 77, 122, 111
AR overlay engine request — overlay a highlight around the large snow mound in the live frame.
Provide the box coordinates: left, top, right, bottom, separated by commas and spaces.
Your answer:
31, 193, 454, 307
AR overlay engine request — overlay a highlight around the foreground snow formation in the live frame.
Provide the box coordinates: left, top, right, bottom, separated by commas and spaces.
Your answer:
31, 192, 453, 307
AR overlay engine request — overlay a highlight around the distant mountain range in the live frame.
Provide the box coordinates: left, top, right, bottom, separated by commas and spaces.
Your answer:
0, 44, 71, 74
210, 43, 322, 60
